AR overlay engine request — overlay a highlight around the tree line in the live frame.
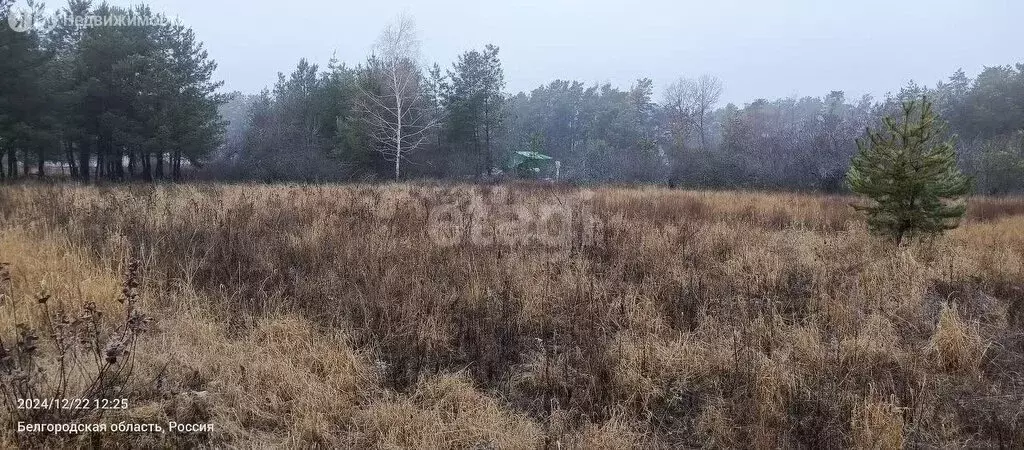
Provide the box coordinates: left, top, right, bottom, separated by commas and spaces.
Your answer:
214, 15, 1024, 193
3, 4, 1023, 192
0, 0, 223, 182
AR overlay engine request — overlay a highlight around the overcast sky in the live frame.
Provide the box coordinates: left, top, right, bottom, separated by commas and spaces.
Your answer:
121, 0, 1020, 105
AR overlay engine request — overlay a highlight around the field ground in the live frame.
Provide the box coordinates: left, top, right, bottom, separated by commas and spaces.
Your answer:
0, 183, 1023, 448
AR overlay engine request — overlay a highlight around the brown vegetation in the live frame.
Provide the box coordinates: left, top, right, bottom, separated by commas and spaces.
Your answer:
0, 183, 1022, 448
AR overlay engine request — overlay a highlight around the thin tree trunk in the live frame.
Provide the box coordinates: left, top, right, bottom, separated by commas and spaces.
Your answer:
141, 152, 152, 182
395, 105, 402, 180
473, 131, 482, 177
698, 112, 707, 151
394, 67, 403, 181
172, 150, 181, 181
36, 147, 45, 178
115, 149, 125, 181
8, 149, 18, 178
484, 99, 492, 176
65, 139, 78, 178
485, 125, 492, 176
96, 146, 104, 181
78, 139, 91, 182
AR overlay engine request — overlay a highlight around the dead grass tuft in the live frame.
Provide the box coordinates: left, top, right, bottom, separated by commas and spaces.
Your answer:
349, 372, 543, 449
928, 302, 989, 375
570, 411, 649, 449
851, 395, 905, 450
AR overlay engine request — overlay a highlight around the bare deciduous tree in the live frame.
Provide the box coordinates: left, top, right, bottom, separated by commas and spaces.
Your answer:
663, 74, 722, 151
693, 74, 723, 151
357, 15, 438, 180
663, 78, 696, 147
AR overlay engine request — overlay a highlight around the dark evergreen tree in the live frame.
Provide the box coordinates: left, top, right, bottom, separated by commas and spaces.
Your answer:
0, 1, 225, 182
442, 45, 504, 177
846, 96, 971, 244
0, 0, 53, 179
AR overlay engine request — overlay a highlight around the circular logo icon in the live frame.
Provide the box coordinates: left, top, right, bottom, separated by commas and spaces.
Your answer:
7, 2, 35, 33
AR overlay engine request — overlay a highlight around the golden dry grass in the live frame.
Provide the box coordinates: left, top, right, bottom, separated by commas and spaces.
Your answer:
0, 182, 1022, 448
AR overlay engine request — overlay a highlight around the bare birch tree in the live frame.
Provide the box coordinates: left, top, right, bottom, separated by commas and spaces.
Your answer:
692, 74, 723, 151
357, 15, 438, 180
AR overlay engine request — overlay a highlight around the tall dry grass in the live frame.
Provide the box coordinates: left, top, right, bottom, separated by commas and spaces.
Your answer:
0, 182, 1022, 447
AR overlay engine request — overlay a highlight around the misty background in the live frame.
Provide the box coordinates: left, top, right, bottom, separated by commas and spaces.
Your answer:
133, 0, 1022, 105
1, 0, 1023, 192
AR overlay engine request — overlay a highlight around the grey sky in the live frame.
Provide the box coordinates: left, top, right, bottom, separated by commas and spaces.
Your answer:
129, 0, 1021, 105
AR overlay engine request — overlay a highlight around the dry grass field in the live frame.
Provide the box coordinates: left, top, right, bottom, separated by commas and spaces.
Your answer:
0, 182, 1023, 448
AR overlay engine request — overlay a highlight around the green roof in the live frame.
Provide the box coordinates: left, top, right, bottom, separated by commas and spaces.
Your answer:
513, 151, 553, 160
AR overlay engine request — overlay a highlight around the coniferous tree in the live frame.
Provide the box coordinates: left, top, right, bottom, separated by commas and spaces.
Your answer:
1, 0, 52, 179
442, 44, 504, 177
846, 96, 971, 244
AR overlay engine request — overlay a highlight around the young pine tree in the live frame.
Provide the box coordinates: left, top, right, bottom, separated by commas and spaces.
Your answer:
846, 96, 971, 244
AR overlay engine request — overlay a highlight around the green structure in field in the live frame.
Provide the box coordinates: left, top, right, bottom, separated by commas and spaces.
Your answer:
508, 151, 556, 178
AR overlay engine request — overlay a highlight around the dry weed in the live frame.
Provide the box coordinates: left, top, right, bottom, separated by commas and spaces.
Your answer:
927, 303, 989, 375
